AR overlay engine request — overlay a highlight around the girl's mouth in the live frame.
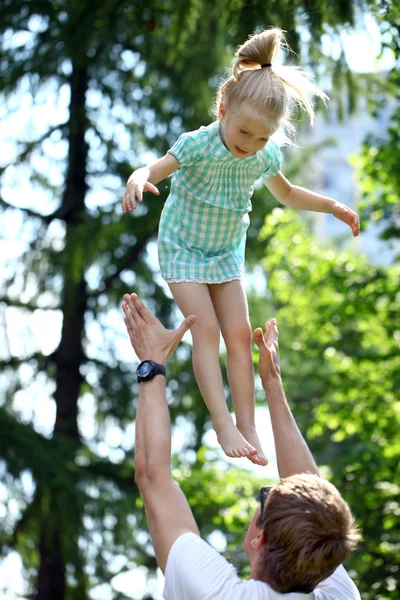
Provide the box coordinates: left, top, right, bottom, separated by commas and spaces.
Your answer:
235, 146, 248, 155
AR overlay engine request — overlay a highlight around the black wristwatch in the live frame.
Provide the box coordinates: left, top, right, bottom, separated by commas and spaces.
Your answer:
136, 360, 166, 383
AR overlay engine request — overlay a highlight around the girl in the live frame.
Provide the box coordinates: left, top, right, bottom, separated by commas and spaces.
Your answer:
122, 28, 359, 466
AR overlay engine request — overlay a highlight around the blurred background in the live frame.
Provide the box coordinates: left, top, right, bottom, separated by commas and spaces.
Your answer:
0, 1, 399, 599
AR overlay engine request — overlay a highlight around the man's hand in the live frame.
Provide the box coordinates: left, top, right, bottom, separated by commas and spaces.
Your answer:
254, 319, 281, 387
122, 293, 196, 365
332, 202, 360, 237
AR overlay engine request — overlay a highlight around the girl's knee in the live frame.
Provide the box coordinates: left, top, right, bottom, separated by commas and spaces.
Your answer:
225, 322, 252, 351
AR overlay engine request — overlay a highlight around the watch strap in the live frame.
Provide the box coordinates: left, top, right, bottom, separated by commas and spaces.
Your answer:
151, 362, 166, 378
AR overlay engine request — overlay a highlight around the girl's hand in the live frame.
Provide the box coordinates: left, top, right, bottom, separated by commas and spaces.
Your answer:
332, 202, 360, 237
122, 177, 160, 213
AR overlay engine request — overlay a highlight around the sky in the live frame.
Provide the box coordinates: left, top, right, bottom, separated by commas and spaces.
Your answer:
0, 10, 396, 600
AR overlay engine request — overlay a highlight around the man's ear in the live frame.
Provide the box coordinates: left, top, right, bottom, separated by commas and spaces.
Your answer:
250, 531, 266, 549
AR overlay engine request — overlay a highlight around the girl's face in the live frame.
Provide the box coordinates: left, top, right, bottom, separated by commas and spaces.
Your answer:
218, 102, 273, 159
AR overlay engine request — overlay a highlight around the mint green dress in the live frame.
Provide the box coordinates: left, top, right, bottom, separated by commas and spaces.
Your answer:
158, 121, 281, 283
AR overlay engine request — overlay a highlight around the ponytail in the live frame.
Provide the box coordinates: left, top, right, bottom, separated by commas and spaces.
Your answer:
218, 27, 328, 136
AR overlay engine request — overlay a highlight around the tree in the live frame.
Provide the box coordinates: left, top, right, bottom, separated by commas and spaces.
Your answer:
0, 1, 396, 598
357, 3, 400, 254
248, 208, 400, 599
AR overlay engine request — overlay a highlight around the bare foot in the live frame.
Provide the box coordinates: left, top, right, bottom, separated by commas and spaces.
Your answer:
237, 425, 268, 466
214, 420, 257, 459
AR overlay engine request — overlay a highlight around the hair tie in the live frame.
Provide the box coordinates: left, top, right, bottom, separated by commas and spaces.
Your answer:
261, 63, 272, 68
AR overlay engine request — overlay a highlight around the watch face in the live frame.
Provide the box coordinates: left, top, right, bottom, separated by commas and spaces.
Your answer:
139, 361, 153, 378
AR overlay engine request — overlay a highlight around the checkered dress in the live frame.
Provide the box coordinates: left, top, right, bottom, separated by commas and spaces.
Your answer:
158, 121, 281, 283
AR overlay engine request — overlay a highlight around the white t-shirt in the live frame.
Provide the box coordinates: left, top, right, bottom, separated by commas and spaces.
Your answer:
164, 532, 361, 600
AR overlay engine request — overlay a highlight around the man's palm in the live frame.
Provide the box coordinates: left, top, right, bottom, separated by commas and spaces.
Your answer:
254, 319, 281, 382
123, 293, 196, 363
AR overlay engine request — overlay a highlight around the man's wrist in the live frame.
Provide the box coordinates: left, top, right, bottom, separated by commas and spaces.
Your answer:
137, 360, 166, 383
137, 354, 167, 367
262, 375, 283, 392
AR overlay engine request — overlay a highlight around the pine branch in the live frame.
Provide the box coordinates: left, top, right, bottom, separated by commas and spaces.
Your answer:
0, 121, 69, 223
88, 232, 153, 297
0, 121, 68, 177
9, 489, 41, 548
0, 195, 53, 222
0, 352, 48, 369
0, 296, 59, 311
82, 459, 137, 493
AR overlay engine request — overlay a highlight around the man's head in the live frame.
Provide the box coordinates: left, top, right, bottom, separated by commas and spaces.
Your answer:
244, 473, 360, 593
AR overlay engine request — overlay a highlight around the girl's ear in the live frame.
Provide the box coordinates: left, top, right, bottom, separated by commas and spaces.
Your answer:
218, 102, 226, 121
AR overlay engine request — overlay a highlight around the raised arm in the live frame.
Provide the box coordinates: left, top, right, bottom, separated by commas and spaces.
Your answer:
122, 153, 179, 212
264, 172, 360, 237
122, 293, 199, 573
253, 320, 319, 478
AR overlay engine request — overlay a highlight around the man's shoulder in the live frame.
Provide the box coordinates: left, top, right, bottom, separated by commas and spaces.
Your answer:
313, 566, 361, 600
165, 535, 361, 600
165, 533, 280, 599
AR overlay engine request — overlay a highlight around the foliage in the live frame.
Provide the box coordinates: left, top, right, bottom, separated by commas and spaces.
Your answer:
357, 102, 400, 253
356, 4, 400, 253
248, 209, 400, 599
0, 1, 399, 599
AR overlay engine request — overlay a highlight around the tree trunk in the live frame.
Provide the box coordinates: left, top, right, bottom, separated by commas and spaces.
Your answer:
36, 62, 89, 600
36, 518, 66, 600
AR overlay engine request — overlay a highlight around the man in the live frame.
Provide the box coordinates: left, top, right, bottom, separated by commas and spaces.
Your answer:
122, 293, 361, 599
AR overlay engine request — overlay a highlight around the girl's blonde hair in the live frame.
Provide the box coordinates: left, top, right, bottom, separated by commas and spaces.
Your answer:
217, 27, 328, 139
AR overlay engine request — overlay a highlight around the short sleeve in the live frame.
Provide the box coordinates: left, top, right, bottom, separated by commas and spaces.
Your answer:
261, 139, 281, 179
164, 532, 240, 600
314, 566, 361, 599
168, 128, 207, 168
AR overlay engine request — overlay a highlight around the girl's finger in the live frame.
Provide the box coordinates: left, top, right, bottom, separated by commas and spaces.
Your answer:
145, 182, 160, 195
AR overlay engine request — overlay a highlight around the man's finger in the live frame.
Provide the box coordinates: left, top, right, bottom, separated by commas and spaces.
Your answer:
254, 327, 267, 349
167, 315, 197, 356
123, 294, 141, 325
177, 314, 196, 338
123, 315, 132, 332
122, 301, 135, 325
131, 293, 155, 323
122, 308, 137, 340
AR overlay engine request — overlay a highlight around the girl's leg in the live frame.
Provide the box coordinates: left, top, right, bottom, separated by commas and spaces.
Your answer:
209, 280, 268, 466
169, 282, 256, 459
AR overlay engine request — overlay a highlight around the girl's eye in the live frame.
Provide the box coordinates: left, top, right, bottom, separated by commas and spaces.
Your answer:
240, 129, 248, 134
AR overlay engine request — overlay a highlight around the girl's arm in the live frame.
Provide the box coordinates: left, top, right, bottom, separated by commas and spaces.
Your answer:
123, 153, 180, 213
264, 172, 360, 237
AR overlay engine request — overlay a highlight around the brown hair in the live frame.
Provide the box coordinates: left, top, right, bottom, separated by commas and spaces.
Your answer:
256, 473, 360, 593
216, 27, 328, 140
